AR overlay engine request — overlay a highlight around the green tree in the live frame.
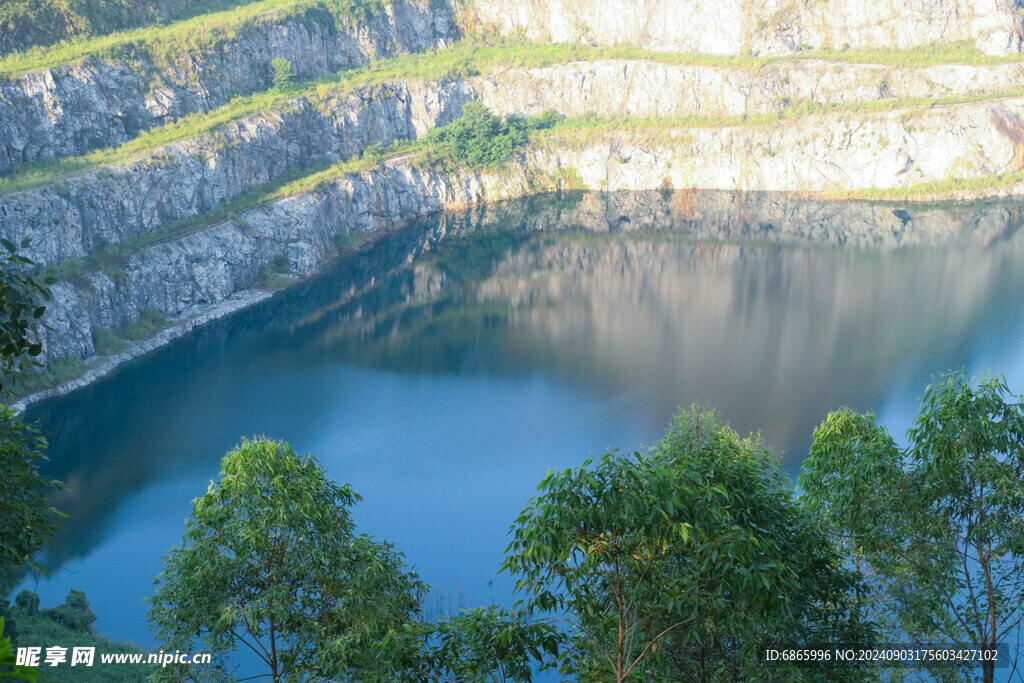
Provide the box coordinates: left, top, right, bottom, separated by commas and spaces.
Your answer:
0, 235, 60, 603
415, 606, 562, 682
504, 407, 871, 682
148, 437, 425, 682
0, 408, 63, 596
270, 58, 293, 90
0, 617, 37, 682
40, 589, 95, 633
801, 372, 1024, 683
0, 237, 52, 397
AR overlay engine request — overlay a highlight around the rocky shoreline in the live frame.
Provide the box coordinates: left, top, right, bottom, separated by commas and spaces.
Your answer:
10, 289, 271, 412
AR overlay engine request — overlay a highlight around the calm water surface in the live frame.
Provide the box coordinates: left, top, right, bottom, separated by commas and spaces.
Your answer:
17, 191, 1024, 654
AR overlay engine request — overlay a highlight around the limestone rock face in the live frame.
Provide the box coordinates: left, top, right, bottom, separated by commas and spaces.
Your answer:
0, 0, 458, 174
0, 80, 472, 267
29, 161, 533, 365
5, 61, 1024, 268
470, 59, 1024, 119
461, 0, 1024, 56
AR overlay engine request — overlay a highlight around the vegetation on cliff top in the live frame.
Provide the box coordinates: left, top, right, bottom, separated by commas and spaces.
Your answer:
0, 0, 266, 57
0, 0, 387, 78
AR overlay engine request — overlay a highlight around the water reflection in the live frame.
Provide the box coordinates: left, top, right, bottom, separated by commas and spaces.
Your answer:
19, 191, 1024, 646
281, 190, 1024, 464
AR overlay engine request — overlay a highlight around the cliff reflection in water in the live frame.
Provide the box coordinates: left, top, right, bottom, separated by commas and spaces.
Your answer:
286, 190, 1024, 462
22, 191, 1024, 638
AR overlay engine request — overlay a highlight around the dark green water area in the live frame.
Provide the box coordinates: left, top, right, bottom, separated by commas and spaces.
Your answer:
18, 190, 1024, 651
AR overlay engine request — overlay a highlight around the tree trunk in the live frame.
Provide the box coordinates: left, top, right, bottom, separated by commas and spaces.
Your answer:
269, 612, 279, 683
983, 656, 994, 683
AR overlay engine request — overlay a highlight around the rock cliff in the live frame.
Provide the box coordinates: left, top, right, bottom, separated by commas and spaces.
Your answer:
6, 60, 1024, 267
461, 0, 1024, 57
0, 0, 457, 173
30, 158, 1024, 377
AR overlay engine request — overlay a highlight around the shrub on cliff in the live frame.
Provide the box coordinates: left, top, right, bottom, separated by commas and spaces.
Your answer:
423, 103, 559, 172
270, 57, 293, 90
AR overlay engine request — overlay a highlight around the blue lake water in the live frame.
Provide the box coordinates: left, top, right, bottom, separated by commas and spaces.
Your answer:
16, 191, 1024, 670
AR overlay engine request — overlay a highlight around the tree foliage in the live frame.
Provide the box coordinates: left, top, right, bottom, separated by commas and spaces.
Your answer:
0, 237, 52, 397
5, 590, 153, 682
148, 437, 425, 682
425, 103, 559, 172
504, 407, 872, 682
801, 372, 1024, 683
0, 617, 37, 682
270, 57, 293, 90
0, 408, 63, 596
415, 606, 562, 682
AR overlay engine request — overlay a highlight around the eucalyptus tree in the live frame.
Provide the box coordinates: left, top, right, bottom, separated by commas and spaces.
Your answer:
504, 406, 873, 682
0, 411, 63, 597
0, 236, 60, 597
414, 605, 563, 682
0, 236, 51, 397
801, 373, 1024, 683
148, 438, 425, 682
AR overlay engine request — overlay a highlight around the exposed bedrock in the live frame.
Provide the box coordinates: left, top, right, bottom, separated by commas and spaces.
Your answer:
0, 0, 458, 173
461, 0, 1024, 57
5, 62, 1024, 266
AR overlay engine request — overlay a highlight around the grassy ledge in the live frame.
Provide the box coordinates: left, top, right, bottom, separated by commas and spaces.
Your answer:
2, 16, 1020, 82
844, 170, 1024, 201
528, 90, 1024, 148
4, 36, 1024, 196
0, 0, 388, 80
41, 142, 421, 283
32, 93, 1024, 285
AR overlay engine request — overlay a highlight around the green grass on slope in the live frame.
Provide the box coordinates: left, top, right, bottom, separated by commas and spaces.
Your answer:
41, 142, 417, 283
0, 0, 382, 79
2, 20, 1017, 82
528, 89, 1024, 148
850, 170, 1024, 201
0, 0, 277, 57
